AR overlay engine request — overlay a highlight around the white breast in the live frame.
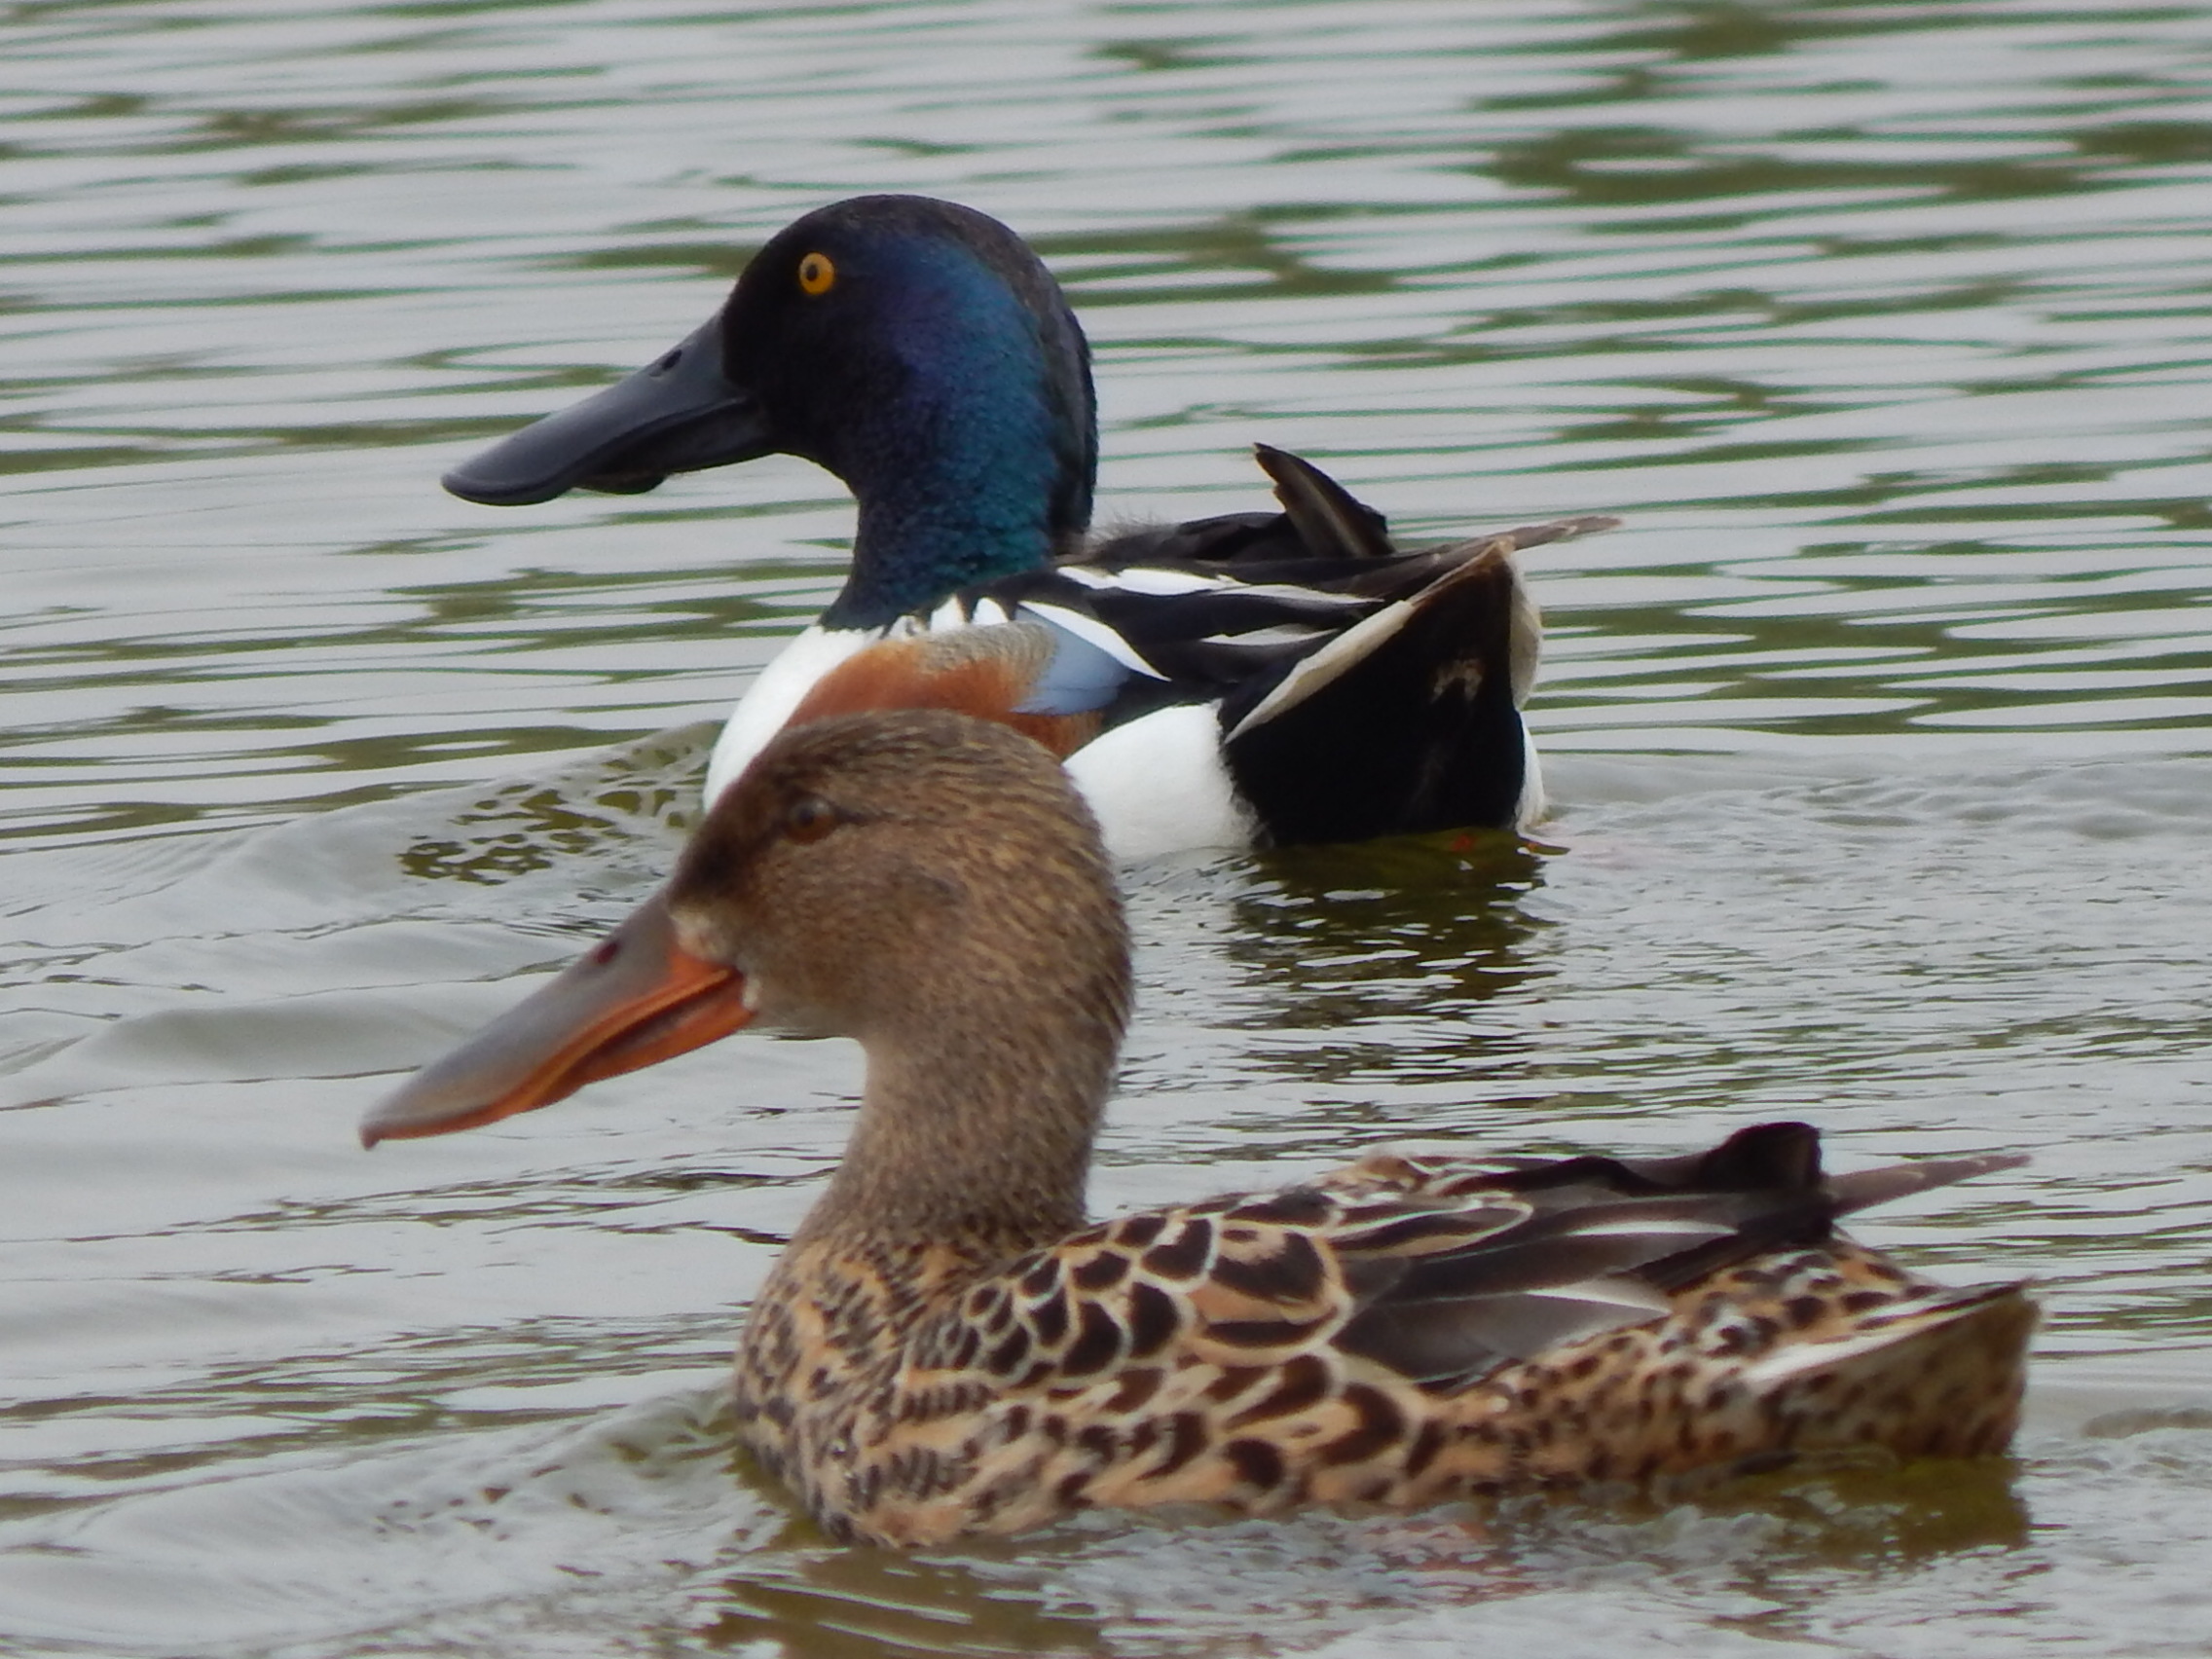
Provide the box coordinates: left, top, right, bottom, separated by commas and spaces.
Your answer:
703, 625, 883, 806
1064, 702, 1256, 861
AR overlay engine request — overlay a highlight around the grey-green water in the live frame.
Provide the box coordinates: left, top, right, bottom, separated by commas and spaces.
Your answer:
4, 1, 2211, 1653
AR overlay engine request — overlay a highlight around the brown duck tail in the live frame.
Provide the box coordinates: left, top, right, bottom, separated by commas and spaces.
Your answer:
1735, 1275, 2037, 1463
1425, 1243, 2035, 1499
1825, 1149, 2031, 1218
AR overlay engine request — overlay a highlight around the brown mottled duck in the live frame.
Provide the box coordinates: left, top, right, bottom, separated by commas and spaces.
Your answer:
362, 709, 2035, 1546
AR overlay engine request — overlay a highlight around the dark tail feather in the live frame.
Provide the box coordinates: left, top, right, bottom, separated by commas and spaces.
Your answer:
1254, 443, 1619, 564
1256, 443, 1396, 561
1559, 1121, 2028, 1221
1222, 547, 1535, 844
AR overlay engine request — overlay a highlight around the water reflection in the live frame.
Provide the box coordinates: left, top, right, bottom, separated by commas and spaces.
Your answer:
684, 1453, 2033, 1659
699, 1542, 1117, 1657
1218, 834, 1550, 1094
395, 725, 703, 887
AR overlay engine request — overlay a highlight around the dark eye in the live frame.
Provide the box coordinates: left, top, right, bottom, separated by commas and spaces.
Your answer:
782, 794, 841, 843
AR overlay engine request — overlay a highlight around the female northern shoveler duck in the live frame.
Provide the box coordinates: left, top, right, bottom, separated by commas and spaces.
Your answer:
364, 709, 2036, 1547
441, 194, 1617, 859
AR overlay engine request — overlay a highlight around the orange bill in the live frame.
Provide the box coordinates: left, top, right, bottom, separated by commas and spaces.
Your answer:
359, 890, 754, 1147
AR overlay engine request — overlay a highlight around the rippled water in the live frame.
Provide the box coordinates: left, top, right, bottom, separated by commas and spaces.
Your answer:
5, 1, 2212, 1654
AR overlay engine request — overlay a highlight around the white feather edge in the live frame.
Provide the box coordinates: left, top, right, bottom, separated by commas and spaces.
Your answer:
1563, 1217, 1741, 1240
1223, 598, 1418, 744
1052, 565, 1366, 608
1525, 1280, 1674, 1315
704, 603, 1074, 805
1738, 1311, 1955, 1386
703, 623, 883, 806
1012, 599, 1164, 678
1222, 579, 1546, 833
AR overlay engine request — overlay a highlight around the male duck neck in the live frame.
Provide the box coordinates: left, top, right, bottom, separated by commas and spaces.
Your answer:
825, 458, 1069, 630
813, 259, 1095, 629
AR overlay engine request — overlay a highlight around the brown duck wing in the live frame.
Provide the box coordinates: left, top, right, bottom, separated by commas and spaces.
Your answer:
904, 1124, 2026, 1420
858, 1124, 2025, 1541
1322, 1121, 2024, 1388
903, 1185, 1521, 1395
910, 1126, 1825, 1398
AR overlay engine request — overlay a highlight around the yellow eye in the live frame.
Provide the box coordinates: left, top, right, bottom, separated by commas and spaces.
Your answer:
796, 251, 835, 296
783, 794, 841, 843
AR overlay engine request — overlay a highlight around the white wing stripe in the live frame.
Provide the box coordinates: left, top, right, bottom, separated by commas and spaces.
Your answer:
1015, 601, 1165, 679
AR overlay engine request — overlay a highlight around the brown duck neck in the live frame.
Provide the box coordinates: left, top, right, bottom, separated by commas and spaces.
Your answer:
793, 984, 1124, 1263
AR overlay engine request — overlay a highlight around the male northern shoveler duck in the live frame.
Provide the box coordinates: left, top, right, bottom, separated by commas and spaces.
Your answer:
363, 708, 2036, 1547
441, 194, 1617, 859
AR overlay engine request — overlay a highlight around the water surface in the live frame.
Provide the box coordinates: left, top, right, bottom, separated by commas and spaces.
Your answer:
4, 1, 2212, 1654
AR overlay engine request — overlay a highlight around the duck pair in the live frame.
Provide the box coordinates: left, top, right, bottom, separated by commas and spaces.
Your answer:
366, 203, 2037, 1546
